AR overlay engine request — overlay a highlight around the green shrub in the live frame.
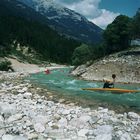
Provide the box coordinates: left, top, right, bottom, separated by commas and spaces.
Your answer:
72, 44, 92, 66
0, 60, 13, 71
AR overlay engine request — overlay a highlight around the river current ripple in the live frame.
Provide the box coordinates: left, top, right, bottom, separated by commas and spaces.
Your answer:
28, 68, 140, 112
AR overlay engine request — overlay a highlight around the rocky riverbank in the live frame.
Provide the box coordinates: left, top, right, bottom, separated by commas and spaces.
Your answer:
1, 71, 140, 140
71, 47, 140, 84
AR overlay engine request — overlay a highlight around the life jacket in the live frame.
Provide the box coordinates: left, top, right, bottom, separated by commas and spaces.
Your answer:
45, 69, 50, 74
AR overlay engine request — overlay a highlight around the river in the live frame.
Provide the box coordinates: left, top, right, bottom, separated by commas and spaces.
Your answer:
27, 67, 140, 112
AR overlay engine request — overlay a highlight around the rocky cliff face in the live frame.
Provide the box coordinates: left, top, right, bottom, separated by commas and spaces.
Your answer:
71, 47, 140, 83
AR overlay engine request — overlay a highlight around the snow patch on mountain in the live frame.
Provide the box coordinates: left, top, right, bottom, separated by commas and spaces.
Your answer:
18, 0, 85, 21
17, 0, 103, 44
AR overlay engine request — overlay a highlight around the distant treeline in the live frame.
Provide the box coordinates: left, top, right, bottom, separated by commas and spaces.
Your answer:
72, 8, 140, 66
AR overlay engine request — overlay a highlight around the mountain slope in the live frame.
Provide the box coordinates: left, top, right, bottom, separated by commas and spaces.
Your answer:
0, 0, 80, 64
0, 0, 49, 24
18, 0, 103, 44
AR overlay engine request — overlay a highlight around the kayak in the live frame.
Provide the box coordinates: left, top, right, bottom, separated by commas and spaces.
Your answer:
82, 88, 140, 93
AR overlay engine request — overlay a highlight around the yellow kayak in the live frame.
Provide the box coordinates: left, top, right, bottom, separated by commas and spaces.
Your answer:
82, 88, 140, 93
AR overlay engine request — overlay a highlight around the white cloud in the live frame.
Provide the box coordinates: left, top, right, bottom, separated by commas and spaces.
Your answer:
53, 0, 120, 29
90, 9, 120, 29
65, 0, 101, 18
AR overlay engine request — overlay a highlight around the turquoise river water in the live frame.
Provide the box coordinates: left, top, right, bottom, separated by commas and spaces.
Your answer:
28, 67, 140, 112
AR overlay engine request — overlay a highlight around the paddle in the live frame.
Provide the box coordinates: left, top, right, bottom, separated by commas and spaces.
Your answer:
112, 74, 116, 88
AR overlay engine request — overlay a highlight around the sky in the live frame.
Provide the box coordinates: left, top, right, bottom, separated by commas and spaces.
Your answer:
53, 0, 140, 29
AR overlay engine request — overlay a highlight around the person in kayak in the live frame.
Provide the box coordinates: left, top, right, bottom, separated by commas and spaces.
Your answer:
103, 80, 114, 88
103, 74, 116, 88
45, 69, 50, 74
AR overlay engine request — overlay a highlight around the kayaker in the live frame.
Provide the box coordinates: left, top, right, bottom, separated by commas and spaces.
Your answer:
103, 80, 114, 88
103, 74, 116, 88
45, 69, 50, 74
